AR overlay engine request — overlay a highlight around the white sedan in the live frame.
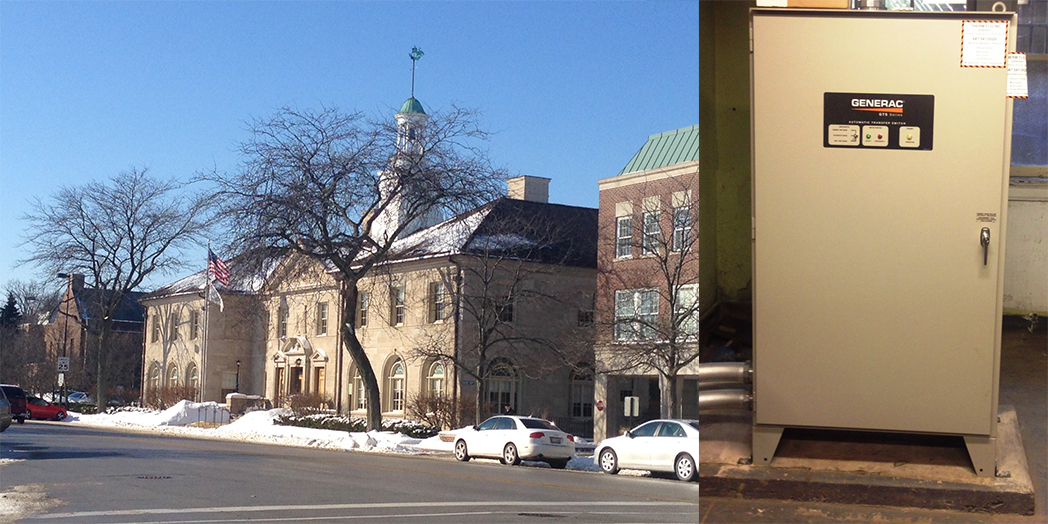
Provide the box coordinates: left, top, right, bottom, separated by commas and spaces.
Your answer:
454, 415, 576, 469
594, 419, 700, 481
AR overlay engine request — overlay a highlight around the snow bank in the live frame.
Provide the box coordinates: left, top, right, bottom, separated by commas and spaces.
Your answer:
70, 400, 229, 427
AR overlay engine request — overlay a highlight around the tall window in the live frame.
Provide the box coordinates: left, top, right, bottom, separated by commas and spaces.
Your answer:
577, 292, 595, 326
357, 292, 369, 328
315, 302, 328, 336
486, 358, 519, 414
167, 366, 179, 387
190, 310, 200, 340
277, 305, 288, 339
675, 284, 699, 338
390, 287, 405, 325
187, 363, 199, 391
672, 206, 692, 252
428, 362, 446, 396
354, 371, 368, 411
615, 216, 633, 258
151, 313, 160, 343
496, 295, 514, 323
388, 359, 405, 412
429, 282, 447, 323
614, 289, 659, 342
275, 367, 285, 398
149, 364, 161, 391
642, 211, 660, 255
570, 366, 595, 419
169, 311, 180, 341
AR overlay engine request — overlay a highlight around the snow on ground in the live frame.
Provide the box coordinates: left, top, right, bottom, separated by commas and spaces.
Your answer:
60, 402, 605, 472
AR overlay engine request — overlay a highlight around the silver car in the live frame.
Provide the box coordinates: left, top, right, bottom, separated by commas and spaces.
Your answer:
454, 415, 576, 469
594, 419, 699, 482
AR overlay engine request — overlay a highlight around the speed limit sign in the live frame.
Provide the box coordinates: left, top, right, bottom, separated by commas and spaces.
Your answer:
57, 356, 70, 372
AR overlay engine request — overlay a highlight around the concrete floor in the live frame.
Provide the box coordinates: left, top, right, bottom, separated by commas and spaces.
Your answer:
700, 317, 1048, 523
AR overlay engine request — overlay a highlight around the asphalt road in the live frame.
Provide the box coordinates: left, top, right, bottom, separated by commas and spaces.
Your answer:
0, 421, 699, 523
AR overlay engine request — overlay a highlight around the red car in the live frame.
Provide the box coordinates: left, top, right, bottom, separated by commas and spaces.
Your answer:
26, 396, 68, 421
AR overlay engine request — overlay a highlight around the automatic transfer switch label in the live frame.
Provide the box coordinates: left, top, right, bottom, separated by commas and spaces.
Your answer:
824, 93, 934, 151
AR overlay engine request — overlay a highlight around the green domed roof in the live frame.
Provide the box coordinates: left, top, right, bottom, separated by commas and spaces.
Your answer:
398, 97, 427, 115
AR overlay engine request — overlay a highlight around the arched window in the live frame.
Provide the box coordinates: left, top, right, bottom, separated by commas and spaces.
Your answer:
149, 363, 161, 392
167, 366, 179, 387
353, 370, 367, 411
485, 358, 519, 415
186, 363, 200, 391
387, 359, 406, 412
570, 364, 595, 419
427, 362, 446, 397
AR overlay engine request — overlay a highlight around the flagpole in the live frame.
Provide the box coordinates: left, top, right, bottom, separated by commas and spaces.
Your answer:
202, 241, 210, 403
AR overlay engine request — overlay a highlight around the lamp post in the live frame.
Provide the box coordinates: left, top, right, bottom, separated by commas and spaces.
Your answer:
57, 273, 70, 406
235, 360, 240, 393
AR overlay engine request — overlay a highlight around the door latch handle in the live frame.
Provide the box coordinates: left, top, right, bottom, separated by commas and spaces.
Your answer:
980, 227, 991, 266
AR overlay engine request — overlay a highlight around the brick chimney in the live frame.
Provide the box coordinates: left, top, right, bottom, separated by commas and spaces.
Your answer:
507, 176, 550, 203
69, 274, 85, 294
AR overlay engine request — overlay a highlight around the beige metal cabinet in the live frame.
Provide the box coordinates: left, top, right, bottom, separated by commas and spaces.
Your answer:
750, 9, 1015, 477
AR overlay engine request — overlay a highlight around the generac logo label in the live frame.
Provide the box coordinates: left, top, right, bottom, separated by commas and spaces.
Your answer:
851, 98, 904, 114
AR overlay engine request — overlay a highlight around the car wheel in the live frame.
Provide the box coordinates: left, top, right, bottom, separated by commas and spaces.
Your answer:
599, 448, 619, 474
547, 458, 568, 469
25, 410, 34, 421
16, 416, 25, 424
502, 443, 521, 466
55, 411, 66, 421
675, 453, 696, 482
454, 440, 471, 462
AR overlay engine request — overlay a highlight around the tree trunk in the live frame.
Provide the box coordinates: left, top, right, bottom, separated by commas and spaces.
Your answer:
659, 371, 680, 419
340, 286, 382, 431
473, 377, 484, 426
95, 321, 111, 411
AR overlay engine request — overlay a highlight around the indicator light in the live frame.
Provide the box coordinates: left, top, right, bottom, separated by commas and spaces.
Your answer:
866, 134, 871, 139
907, 134, 913, 140
877, 134, 883, 139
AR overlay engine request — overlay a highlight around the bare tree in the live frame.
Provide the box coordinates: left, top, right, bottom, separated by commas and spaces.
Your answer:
597, 177, 700, 419
408, 201, 596, 424
206, 106, 503, 430
21, 168, 214, 407
4, 279, 62, 325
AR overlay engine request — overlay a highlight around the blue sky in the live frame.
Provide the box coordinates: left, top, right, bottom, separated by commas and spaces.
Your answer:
0, 1, 698, 294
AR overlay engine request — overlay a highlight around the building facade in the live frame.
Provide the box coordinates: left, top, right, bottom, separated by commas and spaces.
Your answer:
592, 125, 701, 442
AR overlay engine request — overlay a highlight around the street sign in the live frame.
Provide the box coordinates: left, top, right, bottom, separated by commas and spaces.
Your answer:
58, 373, 65, 387
57, 357, 70, 372
624, 396, 640, 417
595, 400, 604, 412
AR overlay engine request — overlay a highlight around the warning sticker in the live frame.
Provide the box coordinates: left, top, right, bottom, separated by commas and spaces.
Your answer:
961, 21, 1008, 68
976, 213, 997, 224
1007, 53, 1029, 99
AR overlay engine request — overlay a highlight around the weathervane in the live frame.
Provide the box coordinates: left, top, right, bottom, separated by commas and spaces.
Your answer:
410, 46, 424, 98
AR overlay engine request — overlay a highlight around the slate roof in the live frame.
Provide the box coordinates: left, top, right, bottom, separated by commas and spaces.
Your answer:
72, 289, 146, 324
618, 124, 700, 176
386, 197, 598, 268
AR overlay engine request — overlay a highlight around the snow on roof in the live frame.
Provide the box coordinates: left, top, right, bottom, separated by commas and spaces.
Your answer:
142, 256, 281, 301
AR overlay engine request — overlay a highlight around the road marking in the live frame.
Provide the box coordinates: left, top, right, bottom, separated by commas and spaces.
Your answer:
29, 501, 697, 520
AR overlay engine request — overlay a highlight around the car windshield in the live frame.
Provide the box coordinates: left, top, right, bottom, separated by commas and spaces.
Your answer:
1, 387, 25, 399
519, 418, 556, 430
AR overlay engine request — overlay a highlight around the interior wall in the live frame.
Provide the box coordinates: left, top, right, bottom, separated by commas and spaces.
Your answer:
700, 1, 755, 308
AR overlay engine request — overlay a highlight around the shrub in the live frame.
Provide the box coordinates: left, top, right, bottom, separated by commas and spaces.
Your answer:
274, 413, 439, 439
408, 391, 477, 429
280, 392, 335, 417
144, 384, 199, 410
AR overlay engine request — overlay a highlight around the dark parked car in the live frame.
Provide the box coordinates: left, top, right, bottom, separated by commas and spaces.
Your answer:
0, 387, 12, 432
26, 396, 69, 421
0, 384, 28, 424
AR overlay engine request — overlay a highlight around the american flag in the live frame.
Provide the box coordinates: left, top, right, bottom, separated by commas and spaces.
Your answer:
208, 249, 230, 287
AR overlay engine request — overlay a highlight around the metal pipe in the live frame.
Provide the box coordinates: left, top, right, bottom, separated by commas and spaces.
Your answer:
699, 381, 752, 392
699, 389, 753, 411
698, 362, 752, 384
